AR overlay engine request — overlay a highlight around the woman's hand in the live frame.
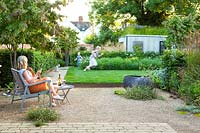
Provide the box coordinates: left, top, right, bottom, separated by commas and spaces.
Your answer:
36, 68, 42, 78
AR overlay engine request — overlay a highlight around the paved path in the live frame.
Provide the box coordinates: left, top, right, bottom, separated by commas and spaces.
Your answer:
0, 122, 176, 133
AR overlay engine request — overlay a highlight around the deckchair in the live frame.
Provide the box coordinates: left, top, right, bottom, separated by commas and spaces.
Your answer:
11, 68, 52, 112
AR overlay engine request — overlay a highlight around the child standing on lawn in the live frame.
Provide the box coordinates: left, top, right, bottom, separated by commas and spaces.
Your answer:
74, 52, 83, 67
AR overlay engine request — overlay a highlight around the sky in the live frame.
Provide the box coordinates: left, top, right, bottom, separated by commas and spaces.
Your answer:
49, 0, 91, 21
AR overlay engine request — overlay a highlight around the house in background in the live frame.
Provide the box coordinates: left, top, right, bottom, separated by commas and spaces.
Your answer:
53, 0, 95, 45
58, 15, 93, 44
119, 34, 167, 53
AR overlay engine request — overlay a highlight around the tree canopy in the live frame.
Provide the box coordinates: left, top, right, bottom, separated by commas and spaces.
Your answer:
89, 0, 200, 45
0, 0, 79, 67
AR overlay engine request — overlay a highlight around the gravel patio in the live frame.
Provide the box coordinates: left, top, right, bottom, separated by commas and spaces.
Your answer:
0, 67, 200, 133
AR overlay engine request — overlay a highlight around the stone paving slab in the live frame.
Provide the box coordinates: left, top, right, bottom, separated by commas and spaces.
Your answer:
0, 123, 177, 133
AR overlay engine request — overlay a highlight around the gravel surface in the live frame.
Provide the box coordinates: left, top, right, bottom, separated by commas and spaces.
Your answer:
1, 67, 199, 133
0, 87, 200, 133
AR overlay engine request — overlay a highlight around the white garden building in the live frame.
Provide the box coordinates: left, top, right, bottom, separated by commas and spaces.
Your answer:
119, 34, 167, 53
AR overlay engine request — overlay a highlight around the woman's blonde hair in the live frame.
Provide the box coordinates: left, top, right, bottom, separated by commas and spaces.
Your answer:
17, 56, 28, 69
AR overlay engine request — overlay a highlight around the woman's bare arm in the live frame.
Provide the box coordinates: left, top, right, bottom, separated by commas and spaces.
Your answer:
23, 70, 38, 84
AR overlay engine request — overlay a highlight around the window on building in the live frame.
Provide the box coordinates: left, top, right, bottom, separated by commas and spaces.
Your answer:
132, 41, 143, 52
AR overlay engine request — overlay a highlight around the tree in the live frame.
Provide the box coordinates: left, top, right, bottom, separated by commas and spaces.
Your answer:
89, 0, 200, 45
54, 27, 79, 66
0, 0, 66, 68
173, 0, 200, 16
84, 34, 100, 47
89, 0, 173, 45
90, 0, 173, 27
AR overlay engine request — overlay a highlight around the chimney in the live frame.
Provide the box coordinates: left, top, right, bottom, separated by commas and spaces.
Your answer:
79, 16, 83, 23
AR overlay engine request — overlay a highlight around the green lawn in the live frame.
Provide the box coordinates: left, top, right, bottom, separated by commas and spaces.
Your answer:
65, 67, 149, 84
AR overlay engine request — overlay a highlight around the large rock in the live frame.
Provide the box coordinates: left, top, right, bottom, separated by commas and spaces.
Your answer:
123, 75, 153, 89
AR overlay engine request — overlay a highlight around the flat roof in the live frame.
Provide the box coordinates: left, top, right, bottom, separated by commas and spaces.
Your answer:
126, 34, 167, 38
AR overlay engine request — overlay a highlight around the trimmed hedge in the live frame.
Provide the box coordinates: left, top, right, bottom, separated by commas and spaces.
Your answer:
80, 57, 161, 70
70, 51, 160, 66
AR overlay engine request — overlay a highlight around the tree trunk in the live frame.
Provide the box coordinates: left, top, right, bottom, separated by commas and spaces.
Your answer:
9, 52, 13, 68
64, 50, 69, 66
13, 50, 17, 68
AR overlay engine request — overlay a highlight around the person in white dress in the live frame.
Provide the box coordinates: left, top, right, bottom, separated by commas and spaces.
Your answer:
84, 46, 102, 71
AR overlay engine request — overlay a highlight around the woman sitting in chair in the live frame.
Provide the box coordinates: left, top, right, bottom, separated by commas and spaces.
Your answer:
17, 55, 62, 107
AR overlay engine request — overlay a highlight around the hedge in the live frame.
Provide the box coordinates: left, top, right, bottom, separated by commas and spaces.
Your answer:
0, 49, 64, 88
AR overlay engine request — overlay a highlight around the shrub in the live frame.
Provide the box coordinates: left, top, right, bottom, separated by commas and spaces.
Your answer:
139, 57, 162, 70
150, 69, 167, 89
178, 51, 200, 106
179, 80, 200, 106
114, 89, 126, 95
133, 45, 144, 57
124, 86, 159, 100
0, 49, 33, 87
79, 46, 87, 51
176, 105, 200, 115
70, 51, 160, 67
143, 52, 160, 58
80, 57, 161, 70
26, 107, 60, 127
160, 49, 186, 92
32, 51, 63, 72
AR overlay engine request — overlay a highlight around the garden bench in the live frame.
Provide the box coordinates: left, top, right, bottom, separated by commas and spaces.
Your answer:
11, 68, 52, 112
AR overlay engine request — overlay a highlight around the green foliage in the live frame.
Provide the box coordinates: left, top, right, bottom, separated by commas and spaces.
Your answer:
70, 51, 90, 66
0, 49, 33, 87
178, 51, 200, 106
98, 27, 121, 45
179, 81, 200, 106
114, 89, 126, 95
84, 34, 100, 46
139, 57, 162, 70
161, 49, 186, 68
26, 107, 60, 127
176, 105, 200, 114
80, 57, 161, 70
34, 120, 46, 127
121, 26, 168, 36
55, 27, 79, 51
0, 0, 66, 67
0, 50, 14, 87
89, 0, 171, 45
0, 49, 63, 87
78, 46, 87, 51
158, 49, 186, 92
70, 51, 160, 66
163, 14, 197, 48
90, 0, 172, 27
173, 1, 200, 16
150, 69, 167, 89
133, 45, 143, 58
54, 26, 79, 66
32, 51, 64, 72
124, 86, 159, 100
5, 82, 14, 91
